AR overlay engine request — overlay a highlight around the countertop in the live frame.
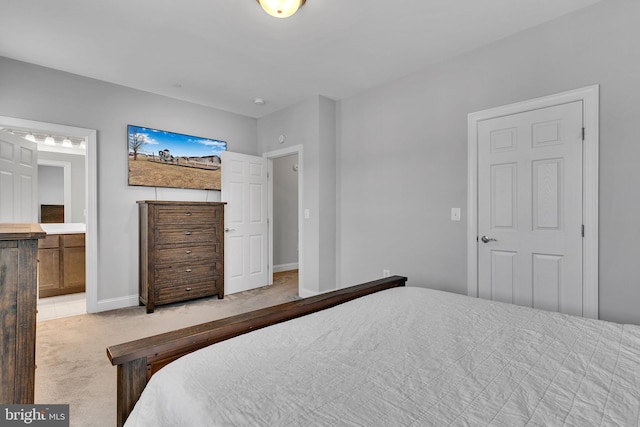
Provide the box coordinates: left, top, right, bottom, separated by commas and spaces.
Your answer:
39, 223, 86, 234
0, 223, 46, 240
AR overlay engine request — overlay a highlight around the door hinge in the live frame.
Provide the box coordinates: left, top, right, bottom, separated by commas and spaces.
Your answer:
581, 127, 585, 141
581, 224, 585, 237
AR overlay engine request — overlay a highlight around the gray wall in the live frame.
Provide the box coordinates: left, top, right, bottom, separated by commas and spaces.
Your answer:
37, 150, 86, 223
2, 0, 638, 324
273, 154, 298, 269
0, 56, 257, 305
337, 0, 640, 324
257, 95, 337, 295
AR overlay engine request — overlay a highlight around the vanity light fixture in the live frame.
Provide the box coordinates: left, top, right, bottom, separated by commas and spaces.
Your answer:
44, 135, 56, 146
25, 133, 36, 142
62, 137, 73, 148
257, 0, 305, 18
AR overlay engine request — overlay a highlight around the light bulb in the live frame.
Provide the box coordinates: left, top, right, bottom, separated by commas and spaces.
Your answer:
258, 0, 303, 18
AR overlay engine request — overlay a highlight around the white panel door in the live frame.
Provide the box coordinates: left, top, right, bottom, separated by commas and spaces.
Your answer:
221, 151, 268, 294
478, 101, 583, 316
0, 132, 38, 223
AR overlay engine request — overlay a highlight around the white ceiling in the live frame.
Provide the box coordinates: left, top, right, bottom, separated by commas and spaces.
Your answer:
0, 0, 603, 118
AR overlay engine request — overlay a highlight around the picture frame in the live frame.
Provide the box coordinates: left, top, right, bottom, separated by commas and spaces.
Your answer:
127, 124, 227, 190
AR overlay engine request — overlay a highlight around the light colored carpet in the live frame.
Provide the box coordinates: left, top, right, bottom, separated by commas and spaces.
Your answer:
35, 270, 299, 427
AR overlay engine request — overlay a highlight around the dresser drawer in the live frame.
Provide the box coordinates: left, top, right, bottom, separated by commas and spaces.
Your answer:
154, 280, 219, 305
155, 227, 221, 245
154, 244, 221, 264
154, 206, 221, 226
154, 261, 222, 286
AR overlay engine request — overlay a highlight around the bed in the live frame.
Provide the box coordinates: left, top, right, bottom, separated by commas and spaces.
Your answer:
107, 276, 640, 426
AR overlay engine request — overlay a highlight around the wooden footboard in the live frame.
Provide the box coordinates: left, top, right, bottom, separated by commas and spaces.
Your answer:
107, 275, 407, 426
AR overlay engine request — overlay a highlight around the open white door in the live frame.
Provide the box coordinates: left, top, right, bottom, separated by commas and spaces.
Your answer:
221, 151, 269, 294
0, 132, 38, 222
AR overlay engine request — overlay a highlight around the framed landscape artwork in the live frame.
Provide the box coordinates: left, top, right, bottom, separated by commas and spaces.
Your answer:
127, 125, 227, 190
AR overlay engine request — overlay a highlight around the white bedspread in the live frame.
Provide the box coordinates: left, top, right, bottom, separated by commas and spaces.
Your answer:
125, 287, 640, 426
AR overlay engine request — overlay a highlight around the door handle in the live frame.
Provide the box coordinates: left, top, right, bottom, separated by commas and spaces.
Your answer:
481, 235, 497, 243
224, 228, 236, 233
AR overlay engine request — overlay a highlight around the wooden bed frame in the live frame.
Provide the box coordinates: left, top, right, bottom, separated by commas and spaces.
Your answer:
107, 275, 407, 426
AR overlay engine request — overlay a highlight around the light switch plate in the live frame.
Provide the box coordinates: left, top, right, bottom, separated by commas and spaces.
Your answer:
451, 208, 461, 221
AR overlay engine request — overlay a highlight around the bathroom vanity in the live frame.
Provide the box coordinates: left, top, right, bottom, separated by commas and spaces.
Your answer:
38, 223, 86, 298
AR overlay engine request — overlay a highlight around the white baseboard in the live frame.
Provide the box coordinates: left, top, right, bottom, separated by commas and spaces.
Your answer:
273, 262, 298, 273
94, 265, 301, 312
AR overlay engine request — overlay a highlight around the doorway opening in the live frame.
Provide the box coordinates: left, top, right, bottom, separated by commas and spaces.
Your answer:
38, 161, 71, 222
0, 116, 98, 316
264, 145, 304, 296
272, 154, 299, 273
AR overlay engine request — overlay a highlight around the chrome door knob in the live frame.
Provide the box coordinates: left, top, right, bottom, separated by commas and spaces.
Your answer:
481, 235, 497, 243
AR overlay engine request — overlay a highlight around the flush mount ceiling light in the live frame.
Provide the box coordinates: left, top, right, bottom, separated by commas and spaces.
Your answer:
257, 0, 306, 18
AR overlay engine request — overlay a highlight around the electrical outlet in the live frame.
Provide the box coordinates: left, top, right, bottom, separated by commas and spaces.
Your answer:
382, 269, 391, 278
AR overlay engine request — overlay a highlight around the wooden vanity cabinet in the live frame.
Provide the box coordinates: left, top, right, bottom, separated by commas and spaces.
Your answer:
38, 234, 61, 295
62, 234, 86, 291
0, 223, 45, 404
138, 201, 225, 313
38, 233, 86, 298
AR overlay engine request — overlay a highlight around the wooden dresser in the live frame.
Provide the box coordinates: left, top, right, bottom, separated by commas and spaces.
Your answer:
138, 201, 225, 313
0, 223, 45, 404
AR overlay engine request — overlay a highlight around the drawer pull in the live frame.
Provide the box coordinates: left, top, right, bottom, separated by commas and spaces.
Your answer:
185, 250, 192, 254
185, 287, 192, 291
185, 268, 192, 273
185, 212, 192, 216
184, 231, 192, 236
